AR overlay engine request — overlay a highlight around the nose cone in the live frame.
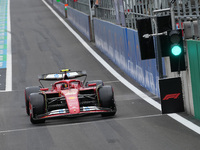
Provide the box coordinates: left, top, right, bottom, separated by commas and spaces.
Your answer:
61, 89, 80, 114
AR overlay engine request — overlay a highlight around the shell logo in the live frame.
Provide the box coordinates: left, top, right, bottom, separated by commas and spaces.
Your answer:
68, 97, 76, 100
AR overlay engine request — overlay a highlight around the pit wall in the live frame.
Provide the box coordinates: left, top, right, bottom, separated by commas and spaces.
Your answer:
93, 18, 162, 96
52, 0, 66, 17
66, 6, 162, 96
67, 7, 92, 41
45, 3, 91, 41
47, 0, 66, 17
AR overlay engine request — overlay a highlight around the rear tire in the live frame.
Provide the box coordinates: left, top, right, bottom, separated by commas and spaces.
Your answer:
25, 86, 40, 115
29, 93, 46, 124
98, 85, 116, 117
85, 80, 104, 87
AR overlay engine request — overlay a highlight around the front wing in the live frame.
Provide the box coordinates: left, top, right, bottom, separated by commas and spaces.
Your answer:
33, 106, 115, 120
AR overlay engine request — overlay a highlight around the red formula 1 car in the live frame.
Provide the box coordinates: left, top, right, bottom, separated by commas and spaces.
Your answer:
25, 69, 117, 124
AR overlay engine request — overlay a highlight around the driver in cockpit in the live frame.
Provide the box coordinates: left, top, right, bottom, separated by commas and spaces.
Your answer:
61, 83, 68, 90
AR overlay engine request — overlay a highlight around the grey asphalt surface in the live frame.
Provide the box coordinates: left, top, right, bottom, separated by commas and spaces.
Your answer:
0, 0, 199, 149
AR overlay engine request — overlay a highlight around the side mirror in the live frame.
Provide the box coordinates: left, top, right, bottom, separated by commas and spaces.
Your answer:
40, 88, 49, 91
88, 83, 96, 87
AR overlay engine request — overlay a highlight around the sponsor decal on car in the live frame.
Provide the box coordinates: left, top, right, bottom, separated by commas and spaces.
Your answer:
54, 74, 59, 78
68, 97, 76, 100
62, 89, 78, 95
67, 72, 78, 77
83, 106, 100, 111
49, 109, 66, 115
46, 74, 63, 79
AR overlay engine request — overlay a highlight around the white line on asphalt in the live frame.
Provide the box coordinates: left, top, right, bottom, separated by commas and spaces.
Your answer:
42, 0, 200, 134
0, 90, 12, 93
0, 114, 163, 134
6, 0, 12, 91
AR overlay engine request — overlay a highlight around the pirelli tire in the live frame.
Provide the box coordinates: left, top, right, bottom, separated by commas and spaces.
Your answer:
98, 85, 116, 117
85, 80, 104, 87
29, 93, 46, 124
25, 86, 40, 115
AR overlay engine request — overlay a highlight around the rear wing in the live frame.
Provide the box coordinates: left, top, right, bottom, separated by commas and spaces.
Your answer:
38, 70, 87, 81
38, 70, 87, 87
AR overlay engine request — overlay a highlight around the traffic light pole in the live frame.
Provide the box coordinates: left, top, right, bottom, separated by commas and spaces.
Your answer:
143, 6, 177, 78
143, 30, 166, 79
88, 0, 94, 41
156, 35, 164, 78
154, 16, 164, 79
153, 8, 171, 79
170, 2, 176, 30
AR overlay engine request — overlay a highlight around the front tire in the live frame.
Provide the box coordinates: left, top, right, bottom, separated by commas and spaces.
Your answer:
98, 85, 116, 117
25, 86, 40, 115
29, 93, 46, 124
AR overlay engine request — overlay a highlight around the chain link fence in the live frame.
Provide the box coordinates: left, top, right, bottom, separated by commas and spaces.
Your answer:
174, 0, 200, 39
94, 0, 117, 24
68, 0, 90, 15
124, 0, 170, 29
59, 0, 67, 3
67, 0, 200, 39
122, 0, 200, 39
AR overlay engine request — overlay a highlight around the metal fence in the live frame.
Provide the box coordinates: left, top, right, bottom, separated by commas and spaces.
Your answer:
94, 0, 117, 24
67, 0, 200, 39
124, 1, 170, 29
68, 0, 90, 15
124, 0, 200, 39
174, 0, 200, 39
60, 0, 67, 4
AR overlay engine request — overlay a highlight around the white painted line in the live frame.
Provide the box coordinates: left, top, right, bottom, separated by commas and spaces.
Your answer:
6, 0, 12, 91
0, 114, 163, 134
0, 90, 12, 93
42, 0, 200, 135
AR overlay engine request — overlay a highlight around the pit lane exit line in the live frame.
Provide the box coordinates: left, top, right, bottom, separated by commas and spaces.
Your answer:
0, 114, 163, 134
42, 0, 200, 134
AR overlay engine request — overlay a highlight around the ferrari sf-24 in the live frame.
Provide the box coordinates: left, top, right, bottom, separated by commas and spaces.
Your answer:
25, 69, 117, 124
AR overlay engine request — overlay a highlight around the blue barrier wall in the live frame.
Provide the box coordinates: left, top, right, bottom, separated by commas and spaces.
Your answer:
67, 7, 91, 41
94, 18, 163, 96
49, 3, 163, 96
52, 0, 66, 17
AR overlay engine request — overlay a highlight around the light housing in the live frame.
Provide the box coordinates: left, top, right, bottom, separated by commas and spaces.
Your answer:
167, 29, 186, 72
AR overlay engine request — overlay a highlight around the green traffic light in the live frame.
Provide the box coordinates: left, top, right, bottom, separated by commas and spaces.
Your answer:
171, 45, 182, 56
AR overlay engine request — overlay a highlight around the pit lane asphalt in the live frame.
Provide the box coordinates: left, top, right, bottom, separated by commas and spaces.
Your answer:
0, 0, 199, 149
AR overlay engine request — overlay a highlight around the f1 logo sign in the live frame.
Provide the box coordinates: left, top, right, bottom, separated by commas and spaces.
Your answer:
163, 93, 180, 100
159, 77, 184, 114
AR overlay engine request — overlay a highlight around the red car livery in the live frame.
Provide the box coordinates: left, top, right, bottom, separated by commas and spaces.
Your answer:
25, 69, 117, 124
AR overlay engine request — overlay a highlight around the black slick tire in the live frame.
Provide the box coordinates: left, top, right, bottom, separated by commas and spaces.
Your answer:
25, 86, 40, 115
98, 85, 116, 117
29, 93, 46, 124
